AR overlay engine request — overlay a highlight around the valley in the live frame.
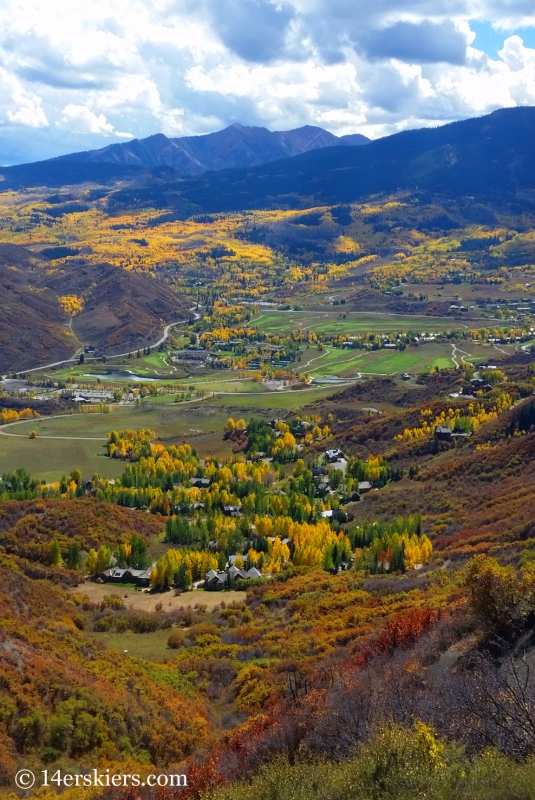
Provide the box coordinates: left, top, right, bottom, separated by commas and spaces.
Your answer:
1, 107, 535, 800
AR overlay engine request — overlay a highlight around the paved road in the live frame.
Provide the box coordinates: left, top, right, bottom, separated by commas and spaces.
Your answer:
12, 309, 200, 377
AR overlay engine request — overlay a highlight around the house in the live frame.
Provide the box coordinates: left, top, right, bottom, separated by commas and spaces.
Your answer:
246, 567, 262, 579
228, 565, 247, 581
73, 389, 114, 403
101, 565, 153, 587
127, 567, 153, 587
102, 567, 127, 582
325, 448, 345, 463
204, 566, 263, 590
435, 425, 453, 441
358, 481, 373, 493
342, 491, 361, 504
223, 504, 242, 516
204, 569, 227, 590
190, 477, 212, 487
312, 466, 328, 477
320, 509, 333, 518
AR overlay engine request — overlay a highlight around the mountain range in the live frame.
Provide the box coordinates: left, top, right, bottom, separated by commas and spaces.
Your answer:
133, 106, 535, 213
54, 123, 370, 176
3, 107, 533, 211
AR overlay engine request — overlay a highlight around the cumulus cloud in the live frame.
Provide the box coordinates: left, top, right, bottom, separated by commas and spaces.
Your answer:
58, 104, 132, 137
0, 68, 49, 129
203, 0, 294, 63
360, 20, 468, 65
0, 0, 534, 163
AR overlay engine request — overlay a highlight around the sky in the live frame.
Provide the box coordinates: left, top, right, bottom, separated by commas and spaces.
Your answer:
1, 0, 535, 164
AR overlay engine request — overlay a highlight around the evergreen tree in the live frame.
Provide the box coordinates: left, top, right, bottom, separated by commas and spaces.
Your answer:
65, 542, 81, 570
175, 562, 192, 591
115, 543, 128, 568
130, 534, 149, 568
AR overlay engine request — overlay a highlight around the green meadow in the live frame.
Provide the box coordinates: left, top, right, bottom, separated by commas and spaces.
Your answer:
0, 402, 236, 480
253, 310, 468, 336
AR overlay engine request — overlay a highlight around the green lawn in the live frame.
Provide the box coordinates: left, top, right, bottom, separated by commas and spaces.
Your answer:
303, 348, 365, 379
301, 342, 460, 378
48, 351, 184, 382
430, 357, 455, 370
358, 349, 434, 374
253, 311, 468, 336
89, 630, 172, 662
0, 435, 123, 482
207, 385, 343, 409
0, 403, 234, 479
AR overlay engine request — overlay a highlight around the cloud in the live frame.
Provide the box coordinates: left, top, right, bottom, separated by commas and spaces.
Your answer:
0, 0, 535, 163
58, 104, 132, 137
0, 68, 49, 128
204, 0, 294, 63
360, 20, 468, 64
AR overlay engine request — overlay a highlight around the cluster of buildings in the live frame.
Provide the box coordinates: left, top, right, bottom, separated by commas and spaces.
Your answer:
204, 563, 263, 590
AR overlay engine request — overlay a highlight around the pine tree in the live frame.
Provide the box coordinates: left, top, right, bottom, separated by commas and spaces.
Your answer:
65, 542, 81, 570
130, 534, 149, 568
174, 562, 192, 591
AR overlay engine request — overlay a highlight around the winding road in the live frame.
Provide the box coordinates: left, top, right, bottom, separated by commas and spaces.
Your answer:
12, 309, 201, 378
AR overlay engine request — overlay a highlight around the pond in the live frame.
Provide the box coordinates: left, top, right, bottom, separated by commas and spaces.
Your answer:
84, 371, 159, 383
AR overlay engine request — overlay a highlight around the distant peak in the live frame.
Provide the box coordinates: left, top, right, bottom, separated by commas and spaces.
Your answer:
144, 132, 171, 142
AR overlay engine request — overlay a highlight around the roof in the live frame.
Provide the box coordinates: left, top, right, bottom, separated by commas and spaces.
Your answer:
246, 567, 262, 578
128, 567, 153, 580
103, 568, 126, 578
228, 565, 247, 579
205, 570, 226, 583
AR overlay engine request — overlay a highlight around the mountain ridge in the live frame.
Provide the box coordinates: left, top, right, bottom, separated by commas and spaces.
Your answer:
129, 106, 535, 213
0, 244, 190, 372
2, 107, 535, 207
53, 122, 370, 175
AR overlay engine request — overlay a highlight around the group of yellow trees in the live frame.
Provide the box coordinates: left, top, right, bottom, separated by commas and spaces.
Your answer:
0, 407, 39, 425
395, 395, 513, 441
151, 549, 219, 589
58, 294, 84, 315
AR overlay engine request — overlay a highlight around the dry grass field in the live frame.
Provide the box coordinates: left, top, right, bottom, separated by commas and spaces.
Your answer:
73, 581, 243, 613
